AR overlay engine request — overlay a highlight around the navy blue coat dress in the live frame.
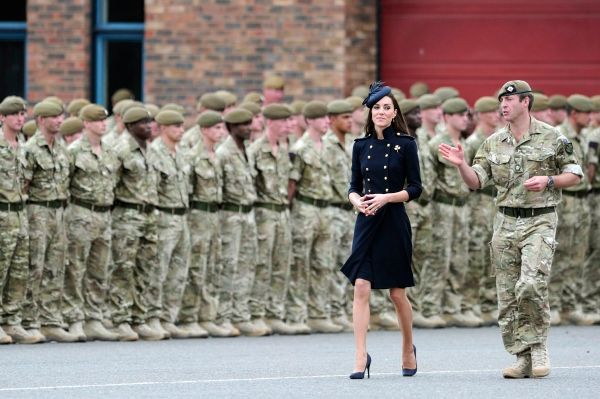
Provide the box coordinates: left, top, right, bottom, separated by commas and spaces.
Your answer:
341, 126, 422, 289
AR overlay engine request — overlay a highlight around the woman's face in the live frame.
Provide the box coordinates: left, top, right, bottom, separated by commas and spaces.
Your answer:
371, 96, 397, 129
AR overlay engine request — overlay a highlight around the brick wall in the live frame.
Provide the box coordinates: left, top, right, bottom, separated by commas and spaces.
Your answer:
344, 0, 378, 96
27, 0, 91, 103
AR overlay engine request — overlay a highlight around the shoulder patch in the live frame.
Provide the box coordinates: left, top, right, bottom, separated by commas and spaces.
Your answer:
589, 142, 598, 150
561, 137, 574, 154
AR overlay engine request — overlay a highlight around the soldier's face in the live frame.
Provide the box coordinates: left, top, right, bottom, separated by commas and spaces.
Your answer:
372, 96, 397, 129
307, 116, 329, 134
230, 122, 252, 140
39, 114, 64, 135
263, 88, 284, 105
65, 132, 82, 144
404, 109, 422, 130
2, 110, 27, 132
420, 106, 442, 125
162, 123, 184, 143
330, 113, 352, 134
550, 108, 567, 125
85, 119, 107, 137
251, 114, 264, 133
267, 118, 289, 139
500, 94, 528, 122
352, 107, 365, 126
573, 111, 591, 129
293, 114, 306, 131
479, 111, 500, 129
532, 110, 554, 125
129, 118, 152, 141
445, 112, 469, 132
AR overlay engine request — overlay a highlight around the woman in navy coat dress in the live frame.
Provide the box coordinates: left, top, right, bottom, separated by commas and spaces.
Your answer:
342, 83, 422, 379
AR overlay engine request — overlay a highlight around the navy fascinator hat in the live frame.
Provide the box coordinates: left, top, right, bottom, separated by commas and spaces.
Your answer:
362, 81, 392, 108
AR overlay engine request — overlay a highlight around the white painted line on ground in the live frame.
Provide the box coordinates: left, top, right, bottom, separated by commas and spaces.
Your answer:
1, 365, 599, 392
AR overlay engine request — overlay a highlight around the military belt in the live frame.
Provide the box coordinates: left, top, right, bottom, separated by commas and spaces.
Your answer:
432, 192, 466, 207
499, 206, 555, 218
296, 193, 329, 208
114, 200, 155, 213
330, 202, 354, 211
562, 190, 588, 198
157, 206, 187, 215
221, 203, 253, 213
28, 199, 67, 209
416, 198, 430, 207
0, 201, 25, 212
589, 187, 600, 194
479, 186, 496, 197
190, 201, 219, 213
255, 202, 287, 212
71, 197, 112, 213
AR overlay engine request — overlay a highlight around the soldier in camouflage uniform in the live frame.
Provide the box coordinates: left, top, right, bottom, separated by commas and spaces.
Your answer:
180, 94, 226, 151
62, 104, 119, 342
179, 111, 233, 337
216, 108, 265, 337
247, 104, 296, 335
22, 101, 77, 343
440, 80, 583, 378
463, 97, 500, 326
148, 110, 194, 338
0, 97, 39, 344
109, 107, 164, 341
288, 101, 341, 334
549, 95, 595, 326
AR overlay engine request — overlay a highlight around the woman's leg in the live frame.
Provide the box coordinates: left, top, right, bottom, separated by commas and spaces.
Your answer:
353, 279, 371, 371
390, 288, 416, 368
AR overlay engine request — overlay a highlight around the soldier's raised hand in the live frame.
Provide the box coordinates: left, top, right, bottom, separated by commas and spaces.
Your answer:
438, 143, 465, 167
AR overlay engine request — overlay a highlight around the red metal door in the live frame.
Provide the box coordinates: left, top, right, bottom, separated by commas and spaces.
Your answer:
379, 0, 600, 103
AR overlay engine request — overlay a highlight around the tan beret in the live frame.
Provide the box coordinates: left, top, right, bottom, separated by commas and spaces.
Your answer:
548, 95, 568, 110
59, 117, 84, 136
0, 96, 27, 115
417, 94, 442, 110
239, 101, 262, 116
42, 96, 65, 109
223, 108, 253, 124
80, 104, 109, 121
442, 98, 469, 114
345, 96, 363, 111
531, 93, 549, 112
327, 100, 354, 115
474, 96, 499, 113
215, 90, 238, 107
123, 107, 151, 124
591, 95, 600, 112
263, 103, 292, 120
399, 99, 419, 115
243, 92, 263, 104
391, 88, 406, 101
33, 101, 64, 117
160, 103, 185, 115
22, 120, 37, 137
434, 87, 460, 103
497, 80, 532, 100
199, 93, 227, 112
303, 101, 328, 119
66, 98, 90, 116
410, 82, 429, 98
351, 85, 369, 99
121, 101, 145, 117
145, 104, 160, 118
111, 88, 134, 105
155, 110, 185, 125
197, 110, 224, 128
567, 94, 593, 113
263, 75, 285, 90
113, 99, 135, 116
290, 100, 307, 115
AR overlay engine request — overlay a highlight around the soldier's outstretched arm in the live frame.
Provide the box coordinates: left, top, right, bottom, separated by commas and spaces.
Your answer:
438, 142, 481, 190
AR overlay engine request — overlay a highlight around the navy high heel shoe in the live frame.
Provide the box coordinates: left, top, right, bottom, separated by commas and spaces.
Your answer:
349, 353, 371, 379
402, 345, 417, 377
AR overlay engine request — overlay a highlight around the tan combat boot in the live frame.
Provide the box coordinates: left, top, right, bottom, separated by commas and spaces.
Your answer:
479, 310, 498, 327
161, 322, 190, 339
26, 328, 47, 343
369, 312, 399, 331
234, 321, 269, 337
147, 317, 170, 339
287, 322, 312, 335
68, 322, 87, 342
414, 314, 447, 329
178, 322, 209, 338
549, 310, 562, 326
531, 344, 551, 378
114, 323, 139, 341
218, 321, 241, 337
84, 320, 119, 341
251, 319, 272, 335
331, 314, 353, 332
0, 326, 13, 344
502, 352, 532, 378
200, 321, 237, 337
265, 319, 300, 335
307, 318, 344, 333
2, 325, 42, 344
563, 310, 596, 326
40, 326, 79, 343
134, 323, 165, 341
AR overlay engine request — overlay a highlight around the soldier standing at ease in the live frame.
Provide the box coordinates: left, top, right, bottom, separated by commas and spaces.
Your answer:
0, 97, 40, 344
62, 104, 119, 341
439, 80, 583, 378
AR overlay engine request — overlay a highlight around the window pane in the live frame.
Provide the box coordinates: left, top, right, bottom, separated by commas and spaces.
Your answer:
0, 0, 26, 22
0, 40, 25, 99
106, 40, 142, 110
107, 0, 144, 23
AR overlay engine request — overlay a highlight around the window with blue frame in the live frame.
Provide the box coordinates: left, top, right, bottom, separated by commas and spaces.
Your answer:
0, 1, 27, 100
93, 0, 144, 112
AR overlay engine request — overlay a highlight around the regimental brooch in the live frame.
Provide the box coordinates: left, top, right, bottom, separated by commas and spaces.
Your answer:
394, 145, 401, 152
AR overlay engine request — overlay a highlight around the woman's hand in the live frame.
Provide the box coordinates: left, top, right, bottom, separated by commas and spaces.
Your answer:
363, 193, 390, 216
350, 194, 369, 215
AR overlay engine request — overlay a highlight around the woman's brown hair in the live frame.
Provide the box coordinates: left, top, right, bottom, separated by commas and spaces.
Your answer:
363, 94, 410, 137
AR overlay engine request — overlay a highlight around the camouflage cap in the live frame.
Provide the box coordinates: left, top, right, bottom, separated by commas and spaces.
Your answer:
409, 81, 429, 98
351, 85, 369, 99
303, 101, 328, 119
591, 95, 600, 112
145, 103, 160, 119
290, 100, 307, 115
442, 98, 469, 114
215, 90, 238, 107
198, 93, 226, 112
399, 99, 419, 115
345, 96, 363, 111
263, 75, 285, 89
80, 104, 109, 121
122, 106, 151, 124
59, 117, 84, 136
417, 94, 442, 110
196, 110, 224, 128
239, 101, 262, 116
531, 93, 550, 112
66, 98, 90, 116
0, 96, 27, 115
474, 96, 499, 113
327, 99, 354, 115
263, 103, 292, 120
22, 120, 37, 137
113, 99, 135, 116
160, 103, 185, 115
548, 94, 568, 110
111, 88, 134, 104
567, 94, 593, 113
155, 110, 185, 125
434, 87, 460, 103
497, 80, 532, 100
243, 91, 263, 104
223, 108, 253, 124
33, 101, 64, 117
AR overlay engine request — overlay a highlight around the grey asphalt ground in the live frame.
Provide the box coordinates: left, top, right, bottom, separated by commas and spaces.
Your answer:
0, 325, 598, 399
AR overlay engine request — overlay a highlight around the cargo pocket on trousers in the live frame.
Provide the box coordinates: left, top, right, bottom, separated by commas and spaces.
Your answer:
537, 236, 556, 276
